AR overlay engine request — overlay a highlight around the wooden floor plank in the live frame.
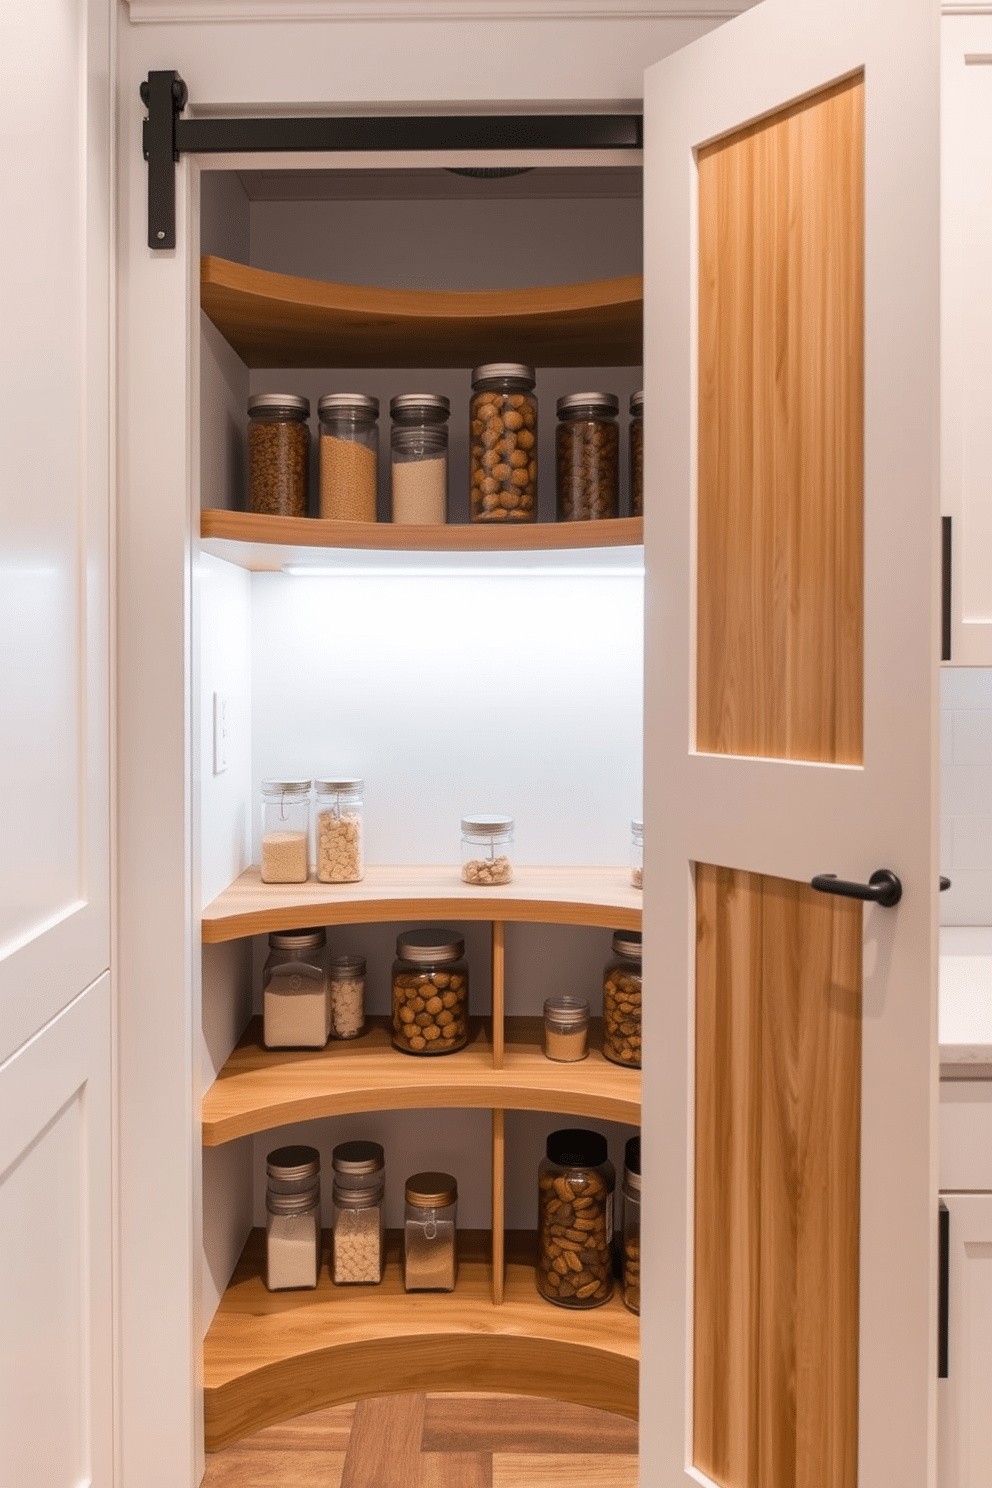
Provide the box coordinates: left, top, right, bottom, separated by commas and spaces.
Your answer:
233, 1402, 356, 1452
341, 1394, 426, 1488
201, 1449, 347, 1485
422, 1393, 639, 1454
492, 1453, 640, 1487
417, 1451, 493, 1488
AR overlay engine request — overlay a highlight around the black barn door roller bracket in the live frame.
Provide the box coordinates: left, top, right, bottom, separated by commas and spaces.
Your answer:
140, 70, 644, 251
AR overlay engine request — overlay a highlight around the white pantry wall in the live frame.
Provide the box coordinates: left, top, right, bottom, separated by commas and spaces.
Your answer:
941, 667, 992, 925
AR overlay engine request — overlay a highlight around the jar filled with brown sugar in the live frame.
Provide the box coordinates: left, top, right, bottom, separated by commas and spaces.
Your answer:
603, 929, 642, 1068
555, 392, 619, 521
247, 393, 310, 517
391, 929, 468, 1055
318, 393, 379, 521
629, 390, 643, 517
469, 364, 537, 523
537, 1128, 614, 1308
542, 996, 590, 1063
260, 778, 310, 884
404, 1172, 458, 1291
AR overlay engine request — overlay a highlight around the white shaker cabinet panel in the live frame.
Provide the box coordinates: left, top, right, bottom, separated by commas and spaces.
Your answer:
939, 1194, 992, 1488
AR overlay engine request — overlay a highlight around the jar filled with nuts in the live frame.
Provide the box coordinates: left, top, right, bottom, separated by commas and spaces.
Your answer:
247, 393, 310, 518
318, 393, 379, 522
555, 392, 620, 522
328, 954, 366, 1040
621, 1134, 641, 1315
460, 814, 514, 885
390, 393, 450, 524
469, 363, 537, 523
603, 929, 642, 1068
314, 777, 364, 883
629, 391, 644, 517
630, 818, 643, 889
537, 1128, 615, 1309
391, 929, 469, 1056
404, 1172, 458, 1291
262, 928, 330, 1049
260, 778, 310, 884
331, 1141, 385, 1286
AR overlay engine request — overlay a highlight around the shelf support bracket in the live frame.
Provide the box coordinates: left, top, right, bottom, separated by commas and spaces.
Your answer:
140, 70, 188, 250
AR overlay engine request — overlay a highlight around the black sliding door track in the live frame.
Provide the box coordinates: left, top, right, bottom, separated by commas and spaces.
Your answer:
140, 70, 644, 250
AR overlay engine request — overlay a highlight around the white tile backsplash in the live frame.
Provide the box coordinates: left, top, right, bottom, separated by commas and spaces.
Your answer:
942, 669, 992, 710
942, 668, 992, 924
953, 709, 992, 764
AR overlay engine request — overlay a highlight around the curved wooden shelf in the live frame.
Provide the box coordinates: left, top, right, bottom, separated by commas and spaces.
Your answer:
202, 1016, 640, 1146
203, 1228, 638, 1452
201, 864, 642, 944
200, 508, 644, 569
201, 255, 643, 369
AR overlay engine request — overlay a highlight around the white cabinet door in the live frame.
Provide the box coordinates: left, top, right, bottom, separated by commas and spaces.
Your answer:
0, 1, 114, 1481
939, 1194, 992, 1488
641, 0, 939, 1484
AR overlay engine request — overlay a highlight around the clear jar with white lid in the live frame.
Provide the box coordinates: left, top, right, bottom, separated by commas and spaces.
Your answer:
392, 929, 468, 1055
621, 1134, 641, 1315
629, 391, 644, 517
404, 1172, 458, 1291
543, 996, 590, 1062
265, 1145, 321, 1291
314, 778, 364, 883
263, 928, 330, 1049
318, 393, 379, 521
331, 1141, 385, 1286
631, 818, 643, 889
328, 954, 366, 1040
247, 393, 310, 518
469, 363, 537, 523
260, 778, 310, 883
555, 392, 620, 521
390, 393, 450, 524
461, 814, 514, 885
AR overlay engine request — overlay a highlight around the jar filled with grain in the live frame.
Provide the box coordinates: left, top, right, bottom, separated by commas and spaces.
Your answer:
262, 928, 330, 1049
265, 1145, 322, 1291
555, 392, 620, 521
260, 778, 310, 884
331, 1141, 385, 1286
328, 954, 366, 1040
603, 929, 642, 1068
629, 391, 644, 517
318, 393, 379, 522
537, 1128, 614, 1308
247, 393, 310, 518
314, 777, 364, 883
631, 818, 643, 889
543, 996, 590, 1063
621, 1134, 641, 1315
404, 1172, 458, 1291
460, 814, 514, 886
390, 393, 450, 524
391, 929, 468, 1056
469, 364, 537, 523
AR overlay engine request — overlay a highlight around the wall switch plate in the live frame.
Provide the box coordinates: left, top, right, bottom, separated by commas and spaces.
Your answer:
213, 692, 230, 774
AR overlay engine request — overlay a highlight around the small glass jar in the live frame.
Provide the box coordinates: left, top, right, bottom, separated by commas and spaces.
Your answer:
629, 390, 644, 517
543, 996, 590, 1062
603, 929, 642, 1068
621, 1134, 641, 1315
469, 363, 537, 523
314, 777, 364, 883
247, 393, 310, 518
404, 1172, 458, 1291
331, 1141, 385, 1286
328, 954, 366, 1040
391, 929, 469, 1055
262, 928, 330, 1049
260, 778, 310, 884
631, 818, 643, 889
555, 392, 620, 521
390, 393, 450, 524
460, 814, 514, 885
537, 1128, 614, 1308
265, 1145, 321, 1291
318, 393, 379, 521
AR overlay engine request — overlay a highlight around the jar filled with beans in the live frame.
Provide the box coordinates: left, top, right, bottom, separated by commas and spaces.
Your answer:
621, 1134, 641, 1315
603, 929, 642, 1068
318, 393, 379, 522
537, 1128, 614, 1308
247, 393, 310, 517
469, 363, 537, 523
555, 392, 619, 522
391, 929, 469, 1055
629, 391, 643, 517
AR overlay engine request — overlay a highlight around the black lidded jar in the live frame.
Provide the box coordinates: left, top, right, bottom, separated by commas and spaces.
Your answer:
536, 1127, 615, 1308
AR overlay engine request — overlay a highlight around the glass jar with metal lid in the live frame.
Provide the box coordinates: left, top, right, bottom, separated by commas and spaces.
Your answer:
460, 814, 514, 885
331, 1141, 385, 1286
390, 393, 450, 524
314, 777, 364, 883
603, 929, 642, 1068
391, 929, 468, 1055
555, 392, 620, 521
328, 954, 366, 1040
629, 390, 644, 517
318, 393, 379, 521
262, 927, 330, 1049
630, 818, 643, 889
265, 1145, 321, 1291
404, 1171, 458, 1291
469, 363, 537, 523
537, 1128, 614, 1308
621, 1134, 641, 1314
247, 393, 310, 518
543, 996, 590, 1063
260, 778, 310, 884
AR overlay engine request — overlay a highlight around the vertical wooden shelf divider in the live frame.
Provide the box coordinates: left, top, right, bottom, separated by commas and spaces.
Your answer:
491, 919, 506, 1304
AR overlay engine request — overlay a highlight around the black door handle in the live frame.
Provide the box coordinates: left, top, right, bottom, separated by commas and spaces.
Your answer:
810, 869, 902, 907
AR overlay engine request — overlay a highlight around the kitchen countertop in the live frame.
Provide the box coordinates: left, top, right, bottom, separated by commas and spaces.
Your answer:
939, 926, 992, 1078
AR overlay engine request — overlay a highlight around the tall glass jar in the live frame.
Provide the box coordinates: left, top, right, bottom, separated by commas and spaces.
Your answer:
391, 929, 468, 1055
631, 818, 643, 889
262, 928, 330, 1049
603, 929, 642, 1068
460, 814, 514, 885
621, 1134, 641, 1315
247, 393, 310, 517
469, 363, 537, 523
318, 393, 379, 521
265, 1145, 321, 1291
260, 778, 310, 883
390, 393, 450, 524
404, 1172, 458, 1291
314, 777, 364, 883
555, 392, 619, 521
328, 954, 366, 1040
543, 996, 590, 1063
331, 1141, 385, 1286
629, 390, 644, 517
537, 1128, 614, 1308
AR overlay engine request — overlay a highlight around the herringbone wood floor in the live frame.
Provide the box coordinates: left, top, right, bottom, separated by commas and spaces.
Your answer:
201, 1392, 639, 1486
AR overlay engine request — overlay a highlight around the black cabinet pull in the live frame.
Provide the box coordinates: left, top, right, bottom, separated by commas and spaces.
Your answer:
939, 1201, 949, 1379
810, 869, 902, 908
